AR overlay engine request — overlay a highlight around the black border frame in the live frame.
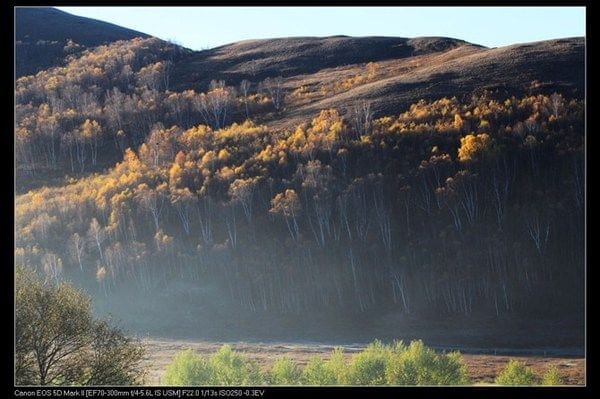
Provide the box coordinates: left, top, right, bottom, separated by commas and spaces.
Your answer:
4, 1, 592, 398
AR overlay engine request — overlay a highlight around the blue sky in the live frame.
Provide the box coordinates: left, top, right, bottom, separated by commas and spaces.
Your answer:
57, 6, 585, 50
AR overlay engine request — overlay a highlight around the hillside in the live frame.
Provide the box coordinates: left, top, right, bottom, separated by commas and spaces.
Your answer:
169, 36, 583, 128
15, 7, 150, 76
170, 36, 475, 88
14, 10, 585, 346
15, 8, 584, 125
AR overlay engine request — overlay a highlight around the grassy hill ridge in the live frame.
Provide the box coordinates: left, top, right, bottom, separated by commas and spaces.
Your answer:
16, 7, 151, 76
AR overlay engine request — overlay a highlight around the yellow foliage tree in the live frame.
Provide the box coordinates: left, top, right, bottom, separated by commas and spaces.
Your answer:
458, 133, 493, 162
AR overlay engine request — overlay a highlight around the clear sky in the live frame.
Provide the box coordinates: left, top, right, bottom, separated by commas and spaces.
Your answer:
57, 6, 585, 50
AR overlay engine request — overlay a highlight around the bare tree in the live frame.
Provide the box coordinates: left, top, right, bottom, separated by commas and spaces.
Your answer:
224, 205, 238, 250
104, 87, 126, 132
372, 181, 392, 254
195, 80, 235, 129
489, 159, 513, 229
68, 233, 86, 271
239, 79, 251, 119
349, 100, 373, 138
87, 218, 107, 262
171, 190, 195, 236
135, 184, 167, 232
549, 92, 564, 119
196, 196, 214, 245
229, 178, 257, 224
348, 179, 371, 242
162, 60, 173, 91
36, 113, 59, 169
261, 76, 285, 112
41, 253, 63, 285
269, 189, 301, 242
298, 160, 334, 247
525, 212, 551, 257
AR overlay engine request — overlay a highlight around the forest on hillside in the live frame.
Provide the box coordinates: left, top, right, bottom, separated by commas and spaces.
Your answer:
15, 37, 584, 324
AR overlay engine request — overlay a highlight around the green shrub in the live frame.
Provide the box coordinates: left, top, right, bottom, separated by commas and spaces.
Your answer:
386, 340, 418, 385
348, 340, 392, 385
433, 351, 470, 385
386, 340, 469, 385
542, 366, 563, 386
161, 349, 212, 385
209, 345, 263, 385
301, 356, 336, 385
269, 356, 301, 385
162, 340, 472, 386
162, 345, 263, 386
495, 360, 539, 385
326, 348, 349, 384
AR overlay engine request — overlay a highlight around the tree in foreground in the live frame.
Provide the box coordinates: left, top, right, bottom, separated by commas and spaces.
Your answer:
161, 350, 213, 385
495, 360, 538, 385
161, 345, 263, 385
269, 356, 301, 385
541, 366, 564, 386
15, 266, 145, 385
301, 356, 337, 385
209, 345, 263, 385
347, 340, 391, 385
385, 340, 469, 385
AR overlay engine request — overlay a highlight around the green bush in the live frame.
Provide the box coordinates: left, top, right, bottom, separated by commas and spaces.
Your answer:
162, 340, 473, 386
541, 366, 563, 386
347, 340, 392, 385
162, 345, 263, 386
209, 345, 263, 385
161, 350, 212, 385
433, 352, 470, 385
301, 356, 336, 385
269, 356, 301, 385
386, 340, 469, 385
495, 360, 539, 385
326, 348, 349, 384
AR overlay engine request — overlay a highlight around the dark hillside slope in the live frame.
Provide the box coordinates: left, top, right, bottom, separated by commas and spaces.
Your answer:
169, 35, 583, 128
170, 36, 476, 90
16, 7, 150, 76
275, 37, 585, 128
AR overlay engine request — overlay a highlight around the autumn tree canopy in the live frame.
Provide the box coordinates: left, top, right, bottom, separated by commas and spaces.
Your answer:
15, 89, 584, 319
